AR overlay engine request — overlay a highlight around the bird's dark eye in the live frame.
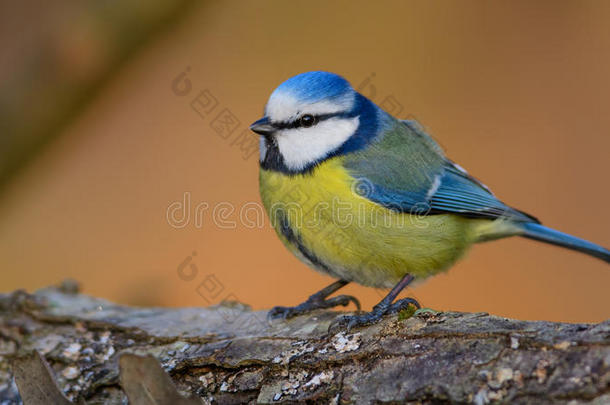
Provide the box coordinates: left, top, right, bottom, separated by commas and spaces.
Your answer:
299, 114, 316, 128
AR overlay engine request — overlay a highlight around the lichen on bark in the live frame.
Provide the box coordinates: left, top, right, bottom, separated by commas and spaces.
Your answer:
0, 284, 609, 404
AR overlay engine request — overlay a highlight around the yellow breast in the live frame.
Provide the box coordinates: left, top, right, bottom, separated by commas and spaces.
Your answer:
259, 157, 479, 288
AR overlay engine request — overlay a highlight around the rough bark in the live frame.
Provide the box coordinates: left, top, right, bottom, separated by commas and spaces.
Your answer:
0, 283, 609, 404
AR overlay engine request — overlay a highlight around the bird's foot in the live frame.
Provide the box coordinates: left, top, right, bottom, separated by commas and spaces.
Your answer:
268, 294, 361, 321
328, 297, 420, 333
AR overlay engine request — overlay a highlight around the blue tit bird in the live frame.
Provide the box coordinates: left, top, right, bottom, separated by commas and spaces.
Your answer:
250, 71, 610, 329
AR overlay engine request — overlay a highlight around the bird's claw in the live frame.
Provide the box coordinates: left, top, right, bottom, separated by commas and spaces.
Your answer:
325, 294, 361, 311
267, 306, 298, 321
388, 297, 421, 313
328, 312, 378, 334
327, 296, 420, 333
267, 294, 361, 323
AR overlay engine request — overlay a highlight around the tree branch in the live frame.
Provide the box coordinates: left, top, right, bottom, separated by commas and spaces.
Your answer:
1, 283, 609, 404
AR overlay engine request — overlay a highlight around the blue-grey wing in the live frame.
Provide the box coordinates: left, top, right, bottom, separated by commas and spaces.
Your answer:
343, 120, 537, 222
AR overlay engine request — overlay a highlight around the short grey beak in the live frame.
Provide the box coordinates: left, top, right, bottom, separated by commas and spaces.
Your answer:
249, 117, 275, 136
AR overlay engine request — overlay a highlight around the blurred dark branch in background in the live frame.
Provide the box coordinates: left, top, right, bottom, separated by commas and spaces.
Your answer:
0, 0, 198, 195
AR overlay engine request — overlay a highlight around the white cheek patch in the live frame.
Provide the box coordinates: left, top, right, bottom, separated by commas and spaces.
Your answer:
276, 117, 359, 170
266, 92, 355, 123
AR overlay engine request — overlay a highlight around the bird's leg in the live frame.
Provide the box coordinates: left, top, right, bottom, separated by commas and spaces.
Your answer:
268, 280, 360, 321
329, 273, 420, 332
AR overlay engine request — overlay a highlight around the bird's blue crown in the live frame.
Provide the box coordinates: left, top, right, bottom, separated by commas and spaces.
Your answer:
271, 71, 353, 103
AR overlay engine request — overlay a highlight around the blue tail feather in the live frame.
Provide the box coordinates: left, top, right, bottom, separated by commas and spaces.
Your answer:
521, 223, 610, 263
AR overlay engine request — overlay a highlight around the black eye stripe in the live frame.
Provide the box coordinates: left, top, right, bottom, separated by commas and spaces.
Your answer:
271, 112, 346, 130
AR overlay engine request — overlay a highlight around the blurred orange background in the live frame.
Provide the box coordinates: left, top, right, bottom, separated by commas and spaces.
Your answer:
1, 1, 609, 323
